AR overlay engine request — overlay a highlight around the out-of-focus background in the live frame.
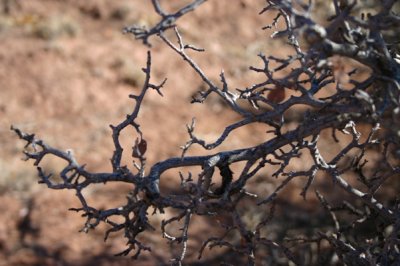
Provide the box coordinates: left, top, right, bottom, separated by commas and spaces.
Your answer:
0, 1, 279, 264
0, 0, 384, 265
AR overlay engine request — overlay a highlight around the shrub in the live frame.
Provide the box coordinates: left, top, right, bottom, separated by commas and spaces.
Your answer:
13, 0, 400, 265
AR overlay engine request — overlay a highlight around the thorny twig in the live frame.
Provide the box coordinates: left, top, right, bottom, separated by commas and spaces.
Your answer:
13, 0, 400, 264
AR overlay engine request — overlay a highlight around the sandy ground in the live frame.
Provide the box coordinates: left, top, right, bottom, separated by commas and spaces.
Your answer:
0, 1, 284, 264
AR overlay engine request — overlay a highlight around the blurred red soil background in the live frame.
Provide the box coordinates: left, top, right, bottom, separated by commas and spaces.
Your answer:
0, 0, 377, 265
0, 1, 279, 264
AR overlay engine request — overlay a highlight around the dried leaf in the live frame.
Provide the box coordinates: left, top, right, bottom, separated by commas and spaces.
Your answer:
267, 86, 286, 103
132, 138, 147, 158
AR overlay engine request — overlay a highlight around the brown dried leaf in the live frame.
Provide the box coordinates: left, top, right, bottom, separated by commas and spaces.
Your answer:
132, 138, 147, 158
267, 86, 286, 103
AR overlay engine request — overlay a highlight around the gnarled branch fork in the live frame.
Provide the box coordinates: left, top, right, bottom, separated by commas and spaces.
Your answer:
13, 0, 400, 264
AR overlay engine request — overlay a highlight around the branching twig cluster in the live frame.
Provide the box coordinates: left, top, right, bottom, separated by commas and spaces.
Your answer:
13, 0, 400, 264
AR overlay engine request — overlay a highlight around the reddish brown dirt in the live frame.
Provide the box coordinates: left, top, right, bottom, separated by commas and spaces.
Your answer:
0, 1, 281, 264
0, 1, 370, 265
